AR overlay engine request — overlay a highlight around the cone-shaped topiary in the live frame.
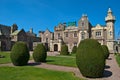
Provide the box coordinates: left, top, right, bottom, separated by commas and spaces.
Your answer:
60, 44, 69, 55
76, 39, 105, 78
72, 46, 77, 54
101, 45, 110, 59
33, 44, 47, 62
10, 42, 30, 66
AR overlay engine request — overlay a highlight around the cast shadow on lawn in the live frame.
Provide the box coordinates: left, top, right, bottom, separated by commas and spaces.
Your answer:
46, 60, 55, 62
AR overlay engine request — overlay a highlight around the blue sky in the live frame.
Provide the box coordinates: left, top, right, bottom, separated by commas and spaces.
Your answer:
0, 0, 120, 38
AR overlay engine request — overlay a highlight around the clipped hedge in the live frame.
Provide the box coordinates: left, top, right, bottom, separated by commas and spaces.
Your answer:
101, 45, 110, 59
72, 46, 77, 54
60, 44, 69, 55
76, 39, 105, 78
10, 42, 30, 66
33, 44, 47, 62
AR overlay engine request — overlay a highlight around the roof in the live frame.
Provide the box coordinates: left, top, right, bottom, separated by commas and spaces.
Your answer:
11, 30, 21, 35
0, 24, 11, 36
26, 32, 36, 37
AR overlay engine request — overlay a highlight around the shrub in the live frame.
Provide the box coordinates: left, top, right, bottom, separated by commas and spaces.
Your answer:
115, 54, 120, 66
60, 44, 69, 55
101, 45, 110, 59
10, 42, 30, 66
72, 46, 77, 54
76, 39, 105, 78
33, 44, 47, 62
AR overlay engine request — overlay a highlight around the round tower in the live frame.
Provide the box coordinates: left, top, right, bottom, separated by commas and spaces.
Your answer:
105, 8, 116, 53
105, 8, 115, 40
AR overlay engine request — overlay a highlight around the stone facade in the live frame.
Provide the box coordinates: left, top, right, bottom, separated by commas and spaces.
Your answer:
39, 8, 116, 53
0, 24, 40, 51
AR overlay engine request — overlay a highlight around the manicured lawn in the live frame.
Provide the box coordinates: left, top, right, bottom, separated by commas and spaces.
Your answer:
0, 52, 11, 64
0, 52, 77, 67
115, 54, 120, 67
47, 54, 77, 67
0, 66, 82, 80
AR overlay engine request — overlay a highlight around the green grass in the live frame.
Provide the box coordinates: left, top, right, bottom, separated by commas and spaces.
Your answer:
47, 54, 77, 67
0, 52, 77, 67
0, 52, 11, 64
115, 54, 120, 67
0, 66, 82, 80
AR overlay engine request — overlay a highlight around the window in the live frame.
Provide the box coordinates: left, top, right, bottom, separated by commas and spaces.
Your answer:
65, 32, 68, 37
81, 32, 85, 40
74, 32, 77, 37
58, 33, 60, 39
82, 22, 84, 26
110, 31, 112, 36
46, 38, 48, 42
96, 32, 101, 37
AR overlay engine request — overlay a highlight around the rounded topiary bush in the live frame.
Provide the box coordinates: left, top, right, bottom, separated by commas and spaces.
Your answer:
102, 45, 109, 59
72, 46, 77, 54
33, 44, 47, 62
10, 42, 30, 66
76, 39, 105, 78
60, 44, 69, 55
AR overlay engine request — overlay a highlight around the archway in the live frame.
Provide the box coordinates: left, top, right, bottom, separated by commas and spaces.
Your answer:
54, 44, 58, 51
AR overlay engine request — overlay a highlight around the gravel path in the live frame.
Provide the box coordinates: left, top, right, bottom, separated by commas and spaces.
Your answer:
0, 54, 120, 80
103, 54, 120, 80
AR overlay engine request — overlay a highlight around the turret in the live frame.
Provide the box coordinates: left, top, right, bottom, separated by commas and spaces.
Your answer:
105, 8, 115, 22
105, 8, 116, 53
105, 8, 115, 40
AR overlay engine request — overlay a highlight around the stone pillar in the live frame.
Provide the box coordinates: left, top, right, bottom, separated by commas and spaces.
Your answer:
50, 40, 54, 51
58, 39, 62, 51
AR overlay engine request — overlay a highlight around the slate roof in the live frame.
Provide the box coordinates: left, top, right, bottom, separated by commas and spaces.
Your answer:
11, 30, 21, 35
26, 32, 36, 37
0, 24, 11, 36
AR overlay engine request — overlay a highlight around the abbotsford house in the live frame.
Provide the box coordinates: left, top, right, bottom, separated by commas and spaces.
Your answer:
0, 8, 116, 53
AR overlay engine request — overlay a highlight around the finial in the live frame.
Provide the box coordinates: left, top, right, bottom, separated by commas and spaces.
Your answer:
82, 14, 87, 17
82, 14, 85, 17
108, 8, 112, 13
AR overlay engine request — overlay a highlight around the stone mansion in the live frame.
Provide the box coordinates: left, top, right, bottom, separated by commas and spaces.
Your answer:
39, 8, 115, 53
0, 24, 40, 51
0, 8, 116, 53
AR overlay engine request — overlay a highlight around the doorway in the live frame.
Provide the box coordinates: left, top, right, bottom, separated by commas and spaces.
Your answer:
54, 44, 58, 51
